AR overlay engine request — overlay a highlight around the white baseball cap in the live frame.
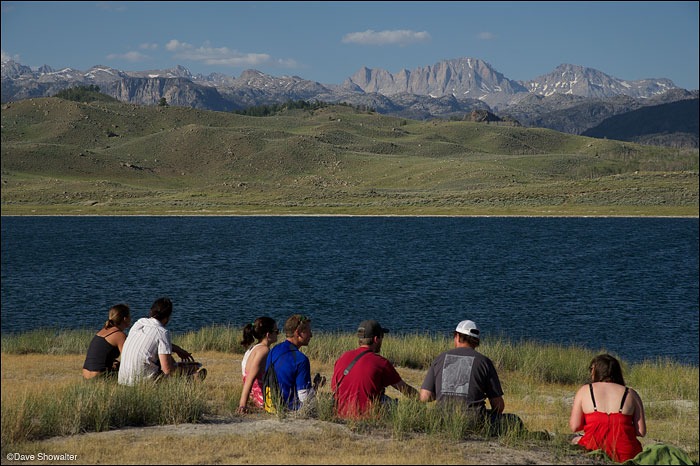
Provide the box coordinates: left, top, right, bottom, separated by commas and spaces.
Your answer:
455, 320, 480, 339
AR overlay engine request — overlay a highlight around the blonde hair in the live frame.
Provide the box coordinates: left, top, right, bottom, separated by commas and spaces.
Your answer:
104, 304, 130, 329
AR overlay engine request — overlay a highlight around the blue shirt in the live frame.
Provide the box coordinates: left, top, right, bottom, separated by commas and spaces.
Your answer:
265, 340, 312, 410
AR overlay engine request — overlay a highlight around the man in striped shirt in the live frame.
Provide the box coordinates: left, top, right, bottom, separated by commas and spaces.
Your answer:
118, 297, 195, 385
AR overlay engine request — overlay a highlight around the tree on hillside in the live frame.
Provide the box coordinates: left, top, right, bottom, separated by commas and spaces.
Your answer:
232, 99, 375, 117
53, 85, 117, 103
158, 97, 169, 107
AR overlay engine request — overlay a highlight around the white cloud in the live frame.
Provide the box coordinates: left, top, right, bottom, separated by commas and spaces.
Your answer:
139, 43, 159, 50
97, 2, 126, 12
342, 29, 431, 46
1, 49, 21, 63
276, 58, 300, 68
165, 39, 298, 68
106, 51, 150, 62
476, 32, 497, 40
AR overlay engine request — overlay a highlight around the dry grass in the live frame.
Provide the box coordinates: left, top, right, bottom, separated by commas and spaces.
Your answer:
7, 427, 598, 465
1, 346, 697, 465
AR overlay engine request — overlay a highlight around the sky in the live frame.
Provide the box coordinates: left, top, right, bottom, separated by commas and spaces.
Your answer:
1, 1, 698, 89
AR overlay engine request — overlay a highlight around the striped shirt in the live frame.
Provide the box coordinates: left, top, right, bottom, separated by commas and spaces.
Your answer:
118, 317, 172, 385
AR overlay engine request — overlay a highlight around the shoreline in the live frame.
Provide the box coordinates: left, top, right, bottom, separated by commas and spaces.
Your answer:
3, 328, 697, 367
2, 213, 698, 218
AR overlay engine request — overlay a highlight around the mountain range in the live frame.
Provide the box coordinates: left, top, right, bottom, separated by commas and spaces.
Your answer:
2, 56, 697, 146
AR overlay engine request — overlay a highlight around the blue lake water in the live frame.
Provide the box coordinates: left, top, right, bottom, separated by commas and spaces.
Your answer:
1, 216, 698, 364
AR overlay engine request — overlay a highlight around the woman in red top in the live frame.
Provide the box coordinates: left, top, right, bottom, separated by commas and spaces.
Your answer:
569, 354, 646, 463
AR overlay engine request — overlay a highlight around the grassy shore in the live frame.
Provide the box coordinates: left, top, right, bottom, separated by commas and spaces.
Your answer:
1, 328, 698, 464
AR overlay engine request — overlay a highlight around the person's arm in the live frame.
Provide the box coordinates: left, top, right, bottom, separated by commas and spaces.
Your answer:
171, 344, 194, 362
295, 357, 318, 407
569, 387, 585, 432
631, 389, 646, 437
392, 379, 418, 398
489, 396, 505, 414
420, 389, 435, 402
159, 353, 177, 375
297, 387, 315, 405
111, 331, 127, 353
237, 347, 268, 413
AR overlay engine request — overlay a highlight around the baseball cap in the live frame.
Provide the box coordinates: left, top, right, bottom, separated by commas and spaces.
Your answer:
357, 320, 389, 339
455, 320, 480, 339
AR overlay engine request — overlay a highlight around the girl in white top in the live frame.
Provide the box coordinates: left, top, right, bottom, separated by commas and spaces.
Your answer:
237, 317, 279, 413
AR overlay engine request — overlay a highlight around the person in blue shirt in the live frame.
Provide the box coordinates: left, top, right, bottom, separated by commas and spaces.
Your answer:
265, 314, 325, 411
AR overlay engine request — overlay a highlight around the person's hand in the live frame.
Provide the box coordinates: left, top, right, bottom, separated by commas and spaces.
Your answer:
313, 373, 326, 390
174, 346, 194, 362
237, 406, 249, 414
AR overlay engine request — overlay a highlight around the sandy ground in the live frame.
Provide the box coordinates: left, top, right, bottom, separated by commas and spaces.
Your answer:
29, 415, 605, 465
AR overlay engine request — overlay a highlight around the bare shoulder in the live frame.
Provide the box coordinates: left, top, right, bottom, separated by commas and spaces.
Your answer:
574, 384, 589, 398
106, 330, 126, 344
252, 344, 270, 358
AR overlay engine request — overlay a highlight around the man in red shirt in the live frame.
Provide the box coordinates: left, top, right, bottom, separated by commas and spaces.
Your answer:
331, 320, 418, 419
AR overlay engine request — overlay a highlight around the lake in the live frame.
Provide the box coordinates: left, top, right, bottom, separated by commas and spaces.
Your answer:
1, 216, 698, 364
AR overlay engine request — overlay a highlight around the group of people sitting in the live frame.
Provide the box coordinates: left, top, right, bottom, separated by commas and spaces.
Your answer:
83, 298, 647, 464
82, 298, 205, 385
235, 313, 647, 463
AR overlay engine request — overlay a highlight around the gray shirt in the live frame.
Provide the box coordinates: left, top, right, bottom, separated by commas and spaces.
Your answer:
421, 346, 503, 409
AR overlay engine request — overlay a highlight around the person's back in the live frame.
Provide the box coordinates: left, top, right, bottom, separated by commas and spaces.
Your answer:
83, 329, 121, 373
83, 304, 131, 380
421, 320, 523, 435
332, 320, 417, 419
118, 317, 171, 385
570, 354, 645, 463
332, 347, 401, 418
422, 345, 502, 410
580, 382, 636, 415
266, 339, 310, 410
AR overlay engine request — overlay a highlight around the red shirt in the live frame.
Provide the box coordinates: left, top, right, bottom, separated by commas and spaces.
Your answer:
331, 347, 402, 419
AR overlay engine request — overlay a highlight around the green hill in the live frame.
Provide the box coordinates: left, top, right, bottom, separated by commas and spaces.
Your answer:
1, 97, 698, 216
582, 99, 699, 148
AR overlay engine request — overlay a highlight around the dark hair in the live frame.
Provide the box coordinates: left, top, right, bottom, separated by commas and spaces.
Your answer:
285, 314, 311, 337
104, 303, 130, 329
240, 316, 277, 347
454, 331, 480, 348
149, 297, 173, 322
590, 354, 625, 385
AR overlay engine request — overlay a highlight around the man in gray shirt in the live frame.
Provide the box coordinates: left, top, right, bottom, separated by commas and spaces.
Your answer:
420, 319, 522, 434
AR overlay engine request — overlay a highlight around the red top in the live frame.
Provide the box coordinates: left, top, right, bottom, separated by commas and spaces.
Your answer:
580, 412, 642, 463
578, 385, 642, 463
331, 347, 402, 419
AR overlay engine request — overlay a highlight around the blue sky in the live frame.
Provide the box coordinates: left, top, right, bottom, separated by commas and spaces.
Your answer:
2, 1, 698, 89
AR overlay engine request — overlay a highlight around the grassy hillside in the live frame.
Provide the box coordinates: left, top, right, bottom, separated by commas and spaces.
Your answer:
1, 97, 698, 215
582, 99, 699, 148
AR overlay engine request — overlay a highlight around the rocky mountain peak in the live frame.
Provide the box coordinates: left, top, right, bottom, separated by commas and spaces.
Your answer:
1, 58, 33, 79
522, 64, 677, 99
38, 64, 55, 75
167, 65, 192, 78
347, 57, 528, 100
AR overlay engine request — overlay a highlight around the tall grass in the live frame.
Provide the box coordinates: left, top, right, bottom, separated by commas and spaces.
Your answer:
315, 394, 526, 443
1, 328, 93, 355
3, 327, 695, 387
1, 377, 206, 446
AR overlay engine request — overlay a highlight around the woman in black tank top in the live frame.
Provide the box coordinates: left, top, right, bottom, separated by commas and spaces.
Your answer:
83, 304, 131, 379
